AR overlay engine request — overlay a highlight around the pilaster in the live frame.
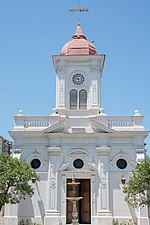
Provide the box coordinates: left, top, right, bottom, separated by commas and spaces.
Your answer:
96, 147, 112, 217
45, 147, 61, 225
55, 64, 67, 108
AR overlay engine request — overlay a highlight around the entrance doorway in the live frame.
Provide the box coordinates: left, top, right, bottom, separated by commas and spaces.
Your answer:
66, 179, 91, 224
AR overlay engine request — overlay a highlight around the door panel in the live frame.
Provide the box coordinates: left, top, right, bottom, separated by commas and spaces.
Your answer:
80, 179, 91, 224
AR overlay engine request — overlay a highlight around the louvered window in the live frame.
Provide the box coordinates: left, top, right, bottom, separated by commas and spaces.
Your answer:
79, 89, 87, 109
70, 89, 77, 109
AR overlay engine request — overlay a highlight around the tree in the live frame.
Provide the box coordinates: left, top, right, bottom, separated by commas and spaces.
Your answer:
123, 158, 150, 208
0, 152, 39, 211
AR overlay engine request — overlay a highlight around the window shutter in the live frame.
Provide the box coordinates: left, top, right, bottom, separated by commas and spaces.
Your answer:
79, 89, 87, 109
70, 89, 77, 109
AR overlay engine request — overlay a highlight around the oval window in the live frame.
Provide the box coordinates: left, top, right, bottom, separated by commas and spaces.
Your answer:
31, 158, 41, 169
116, 159, 127, 169
73, 159, 84, 169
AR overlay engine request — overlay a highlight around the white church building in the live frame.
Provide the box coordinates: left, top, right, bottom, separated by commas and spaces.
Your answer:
3, 20, 149, 225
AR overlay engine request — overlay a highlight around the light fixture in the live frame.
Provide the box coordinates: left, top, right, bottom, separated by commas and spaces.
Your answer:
31, 177, 37, 184
121, 175, 126, 185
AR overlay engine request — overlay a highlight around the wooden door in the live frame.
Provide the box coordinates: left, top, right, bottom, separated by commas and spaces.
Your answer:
66, 179, 91, 224
79, 179, 91, 224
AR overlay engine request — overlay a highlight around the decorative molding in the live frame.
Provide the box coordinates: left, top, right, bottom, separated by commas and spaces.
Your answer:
56, 65, 66, 74
136, 148, 145, 153
100, 177, 107, 189
12, 148, 21, 159
59, 161, 97, 175
72, 128, 85, 133
47, 147, 61, 152
50, 177, 56, 189
47, 147, 61, 157
136, 148, 145, 162
43, 120, 65, 133
69, 149, 88, 157
96, 147, 111, 157
110, 151, 134, 168
26, 153, 47, 165
90, 65, 100, 73
91, 119, 114, 133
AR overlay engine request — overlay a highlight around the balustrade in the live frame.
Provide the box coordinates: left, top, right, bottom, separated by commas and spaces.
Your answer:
24, 120, 50, 128
108, 119, 134, 127
16, 115, 142, 129
24, 118, 50, 128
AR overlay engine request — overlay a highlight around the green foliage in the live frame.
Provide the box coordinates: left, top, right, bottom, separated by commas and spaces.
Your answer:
0, 152, 39, 210
123, 158, 150, 208
113, 219, 135, 225
19, 219, 41, 225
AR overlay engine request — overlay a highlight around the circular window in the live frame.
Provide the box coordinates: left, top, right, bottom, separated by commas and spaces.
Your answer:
116, 159, 127, 170
72, 74, 84, 85
73, 159, 84, 169
31, 158, 41, 169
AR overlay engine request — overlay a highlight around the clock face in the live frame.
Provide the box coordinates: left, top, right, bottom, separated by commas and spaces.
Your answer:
72, 74, 84, 85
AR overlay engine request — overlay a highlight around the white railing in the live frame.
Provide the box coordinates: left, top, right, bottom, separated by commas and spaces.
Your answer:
23, 116, 64, 128
108, 118, 134, 127
14, 114, 143, 129
24, 120, 50, 128
96, 115, 143, 128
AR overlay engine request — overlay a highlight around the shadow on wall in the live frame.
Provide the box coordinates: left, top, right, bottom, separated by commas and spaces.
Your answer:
127, 204, 137, 224
36, 183, 45, 224
18, 197, 35, 218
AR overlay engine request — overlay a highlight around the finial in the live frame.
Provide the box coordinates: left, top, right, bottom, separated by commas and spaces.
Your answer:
69, 0, 89, 25
17, 110, 23, 117
134, 110, 142, 116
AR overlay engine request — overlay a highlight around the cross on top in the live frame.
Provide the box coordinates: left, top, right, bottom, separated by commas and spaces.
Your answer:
69, 1, 89, 25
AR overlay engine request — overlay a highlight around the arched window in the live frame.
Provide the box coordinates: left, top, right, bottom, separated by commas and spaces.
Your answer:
79, 89, 87, 109
70, 89, 77, 109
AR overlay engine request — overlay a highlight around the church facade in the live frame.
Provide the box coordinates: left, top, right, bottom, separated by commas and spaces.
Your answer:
3, 24, 149, 225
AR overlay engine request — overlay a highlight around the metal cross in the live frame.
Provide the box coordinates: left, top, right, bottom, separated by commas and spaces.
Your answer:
69, 1, 89, 25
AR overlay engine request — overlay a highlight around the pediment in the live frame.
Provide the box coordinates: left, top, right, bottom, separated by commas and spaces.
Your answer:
91, 119, 114, 133
43, 120, 66, 133
59, 161, 97, 173
59, 163, 71, 172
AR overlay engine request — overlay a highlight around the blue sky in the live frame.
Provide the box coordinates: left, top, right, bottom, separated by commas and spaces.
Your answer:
0, 0, 150, 154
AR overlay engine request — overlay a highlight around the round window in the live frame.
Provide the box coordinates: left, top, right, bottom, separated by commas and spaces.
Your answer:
31, 158, 41, 169
116, 159, 127, 169
73, 159, 84, 169
72, 74, 84, 85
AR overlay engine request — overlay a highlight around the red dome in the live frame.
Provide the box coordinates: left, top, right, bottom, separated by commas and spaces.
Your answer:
60, 25, 97, 56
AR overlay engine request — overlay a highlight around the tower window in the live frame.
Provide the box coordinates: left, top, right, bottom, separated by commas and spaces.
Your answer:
70, 89, 77, 109
70, 89, 87, 110
79, 89, 87, 109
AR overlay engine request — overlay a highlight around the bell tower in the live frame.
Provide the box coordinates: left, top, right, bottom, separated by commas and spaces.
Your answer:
52, 25, 105, 116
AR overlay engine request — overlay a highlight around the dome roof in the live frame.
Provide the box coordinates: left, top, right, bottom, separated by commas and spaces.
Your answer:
60, 25, 97, 56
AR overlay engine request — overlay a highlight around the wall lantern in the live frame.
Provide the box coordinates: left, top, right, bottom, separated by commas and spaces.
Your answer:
121, 175, 126, 185
31, 177, 37, 184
